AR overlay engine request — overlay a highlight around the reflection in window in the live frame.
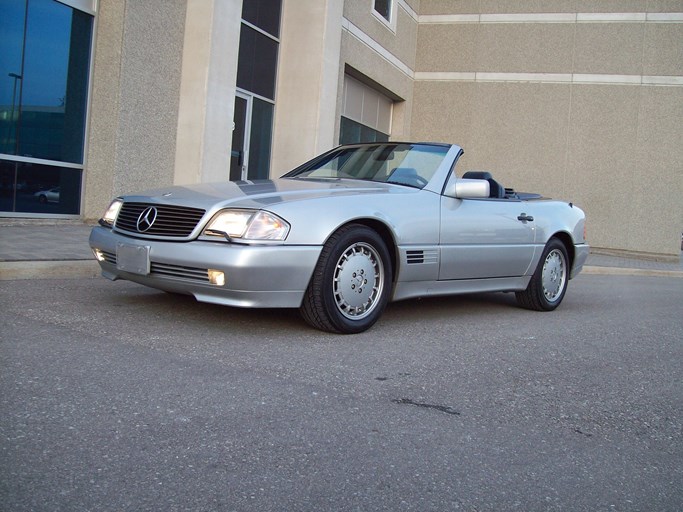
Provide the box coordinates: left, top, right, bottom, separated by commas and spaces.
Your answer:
237, 24, 278, 101
241, 0, 282, 38
248, 98, 273, 180
0, 0, 92, 163
289, 143, 448, 189
340, 117, 389, 145
0, 158, 81, 214
0, 0, 92, 215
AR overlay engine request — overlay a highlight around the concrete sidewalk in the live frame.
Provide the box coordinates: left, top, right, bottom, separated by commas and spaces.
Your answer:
1, 220, 682, 280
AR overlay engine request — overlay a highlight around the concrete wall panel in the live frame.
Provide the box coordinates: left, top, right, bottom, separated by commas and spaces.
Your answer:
478, 1, 581, 14
343, 1, 418, 68
113, 0, 186, 195
419, 1, 479, 15
416, 24, 479, 72
643, 23, 683, 76
476, 24, 575, 74
83, 0, 125, 220
573, 24, 645, 76
564, 85, 641, 251
632, 86, 683, 254
412, 3, 683, 258
271, 0, 344, 173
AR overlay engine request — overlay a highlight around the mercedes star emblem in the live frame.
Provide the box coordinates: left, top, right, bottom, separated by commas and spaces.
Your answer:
136, 206, 158, 232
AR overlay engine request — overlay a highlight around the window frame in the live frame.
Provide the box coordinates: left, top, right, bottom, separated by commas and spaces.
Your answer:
371, 0, 397, 32
0, 0, 96, 219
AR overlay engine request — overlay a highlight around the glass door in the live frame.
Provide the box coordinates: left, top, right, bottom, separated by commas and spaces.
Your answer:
230, 93, 250, 181
231, 91, 274, 181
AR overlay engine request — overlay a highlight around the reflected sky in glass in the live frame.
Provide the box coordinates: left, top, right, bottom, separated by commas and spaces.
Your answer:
0, 0, 72, 107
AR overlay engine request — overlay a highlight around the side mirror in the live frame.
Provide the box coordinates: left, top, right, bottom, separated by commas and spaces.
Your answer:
444, 178, 490, 199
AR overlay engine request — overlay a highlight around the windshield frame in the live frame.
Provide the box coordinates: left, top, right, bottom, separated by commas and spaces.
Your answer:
282, 142, 453, 190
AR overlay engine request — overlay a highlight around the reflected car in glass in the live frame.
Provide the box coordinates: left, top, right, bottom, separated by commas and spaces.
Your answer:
90, 142, 589, 334
34, 187, 60, 203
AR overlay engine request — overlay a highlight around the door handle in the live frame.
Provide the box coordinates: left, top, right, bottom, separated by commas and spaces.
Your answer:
517, 214, 534, 222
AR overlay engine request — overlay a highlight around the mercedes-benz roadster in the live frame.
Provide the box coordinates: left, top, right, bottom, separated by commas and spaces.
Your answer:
90, 142, 589, 334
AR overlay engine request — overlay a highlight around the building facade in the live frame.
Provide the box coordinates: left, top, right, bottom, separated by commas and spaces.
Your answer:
1, 0, 682, 259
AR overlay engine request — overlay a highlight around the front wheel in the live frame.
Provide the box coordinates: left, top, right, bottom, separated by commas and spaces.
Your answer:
516, 238, 569, 311
300, 224, 392, 334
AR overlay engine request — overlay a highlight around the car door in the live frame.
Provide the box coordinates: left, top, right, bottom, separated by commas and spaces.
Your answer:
439, 196, 536, 280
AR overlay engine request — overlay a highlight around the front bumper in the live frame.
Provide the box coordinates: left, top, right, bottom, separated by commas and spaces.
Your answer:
89, 226, 322, 308
570, 243, 590, 279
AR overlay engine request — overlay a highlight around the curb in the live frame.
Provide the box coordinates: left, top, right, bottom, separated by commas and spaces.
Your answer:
1, 261, 681, 281
581, 265, 683, 278
0, 260, 101, 281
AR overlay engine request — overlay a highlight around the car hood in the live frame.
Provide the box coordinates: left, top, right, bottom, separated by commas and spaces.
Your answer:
122, 178, 412, 211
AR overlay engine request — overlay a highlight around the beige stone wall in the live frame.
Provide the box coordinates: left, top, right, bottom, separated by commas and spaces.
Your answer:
271, 0, 345, 174
338, 1, 419, 141
84, 0, 187, 219
343, 0, 419, 70
83, 0, 125, 220
174, 0, 242, 185
412, 3, 683, 258
272, 0, 422, 171
83, 0, 681, 258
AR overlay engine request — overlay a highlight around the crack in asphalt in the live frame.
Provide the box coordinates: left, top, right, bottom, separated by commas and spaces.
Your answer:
392, 398, 461, 416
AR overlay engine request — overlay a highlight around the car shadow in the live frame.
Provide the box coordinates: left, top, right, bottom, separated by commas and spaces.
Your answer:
112, 286, 310, 332
108, 284, 533, 337
386, 291, 519, 317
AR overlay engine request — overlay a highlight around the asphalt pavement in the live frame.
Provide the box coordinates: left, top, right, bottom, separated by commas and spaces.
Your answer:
1, 220, 682, 280
1, 220, 682, 511
1, 271, 681, 511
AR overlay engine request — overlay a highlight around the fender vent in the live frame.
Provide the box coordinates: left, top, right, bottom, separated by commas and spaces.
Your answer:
406, 249, 438, 265
407, 250, 424, 264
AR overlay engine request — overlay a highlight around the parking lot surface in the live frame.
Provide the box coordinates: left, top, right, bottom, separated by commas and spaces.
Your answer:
1, 274, 681, 511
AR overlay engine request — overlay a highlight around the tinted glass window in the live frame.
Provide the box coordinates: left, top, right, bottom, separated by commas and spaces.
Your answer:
0, 158, 81, 214
248, 98, 273, 180
373, 0, 391, 22
0, 0, 92, 215
0, 1, 26, 157
241, 0, 281, 38
340, 117, 389, 145
237, 24, 278, 100
0, 0, 92, 164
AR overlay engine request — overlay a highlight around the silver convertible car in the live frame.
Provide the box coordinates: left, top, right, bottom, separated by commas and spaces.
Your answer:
90, 142, 589, 334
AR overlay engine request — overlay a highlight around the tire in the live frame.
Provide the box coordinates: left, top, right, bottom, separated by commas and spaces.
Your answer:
300, 224, 392, 334
516, 237, 569, 311
38, 195, 47, 204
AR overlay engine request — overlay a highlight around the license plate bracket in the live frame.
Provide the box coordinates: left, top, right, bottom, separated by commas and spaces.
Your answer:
116, 243, 151, 275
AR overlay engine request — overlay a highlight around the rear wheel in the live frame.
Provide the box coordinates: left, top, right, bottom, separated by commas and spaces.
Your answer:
516, 237, 569, 311
300, 224, 392, 334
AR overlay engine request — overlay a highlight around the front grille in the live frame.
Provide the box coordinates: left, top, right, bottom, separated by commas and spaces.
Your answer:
115, 202, 206, 237
150, 262, 209, 282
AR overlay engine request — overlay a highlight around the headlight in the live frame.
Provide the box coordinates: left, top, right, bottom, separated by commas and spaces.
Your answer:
204, 209, 290, 241
100, 198, 123, 227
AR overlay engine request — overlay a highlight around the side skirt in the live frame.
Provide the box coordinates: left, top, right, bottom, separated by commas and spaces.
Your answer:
391, 276, 532, 302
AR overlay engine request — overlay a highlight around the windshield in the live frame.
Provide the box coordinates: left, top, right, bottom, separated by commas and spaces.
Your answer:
284, 143, 450, 189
